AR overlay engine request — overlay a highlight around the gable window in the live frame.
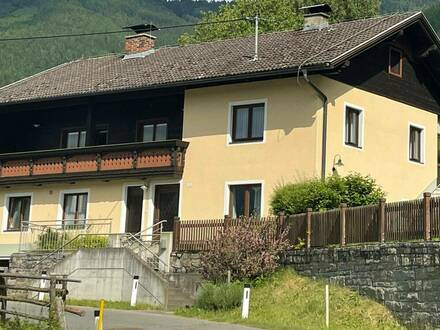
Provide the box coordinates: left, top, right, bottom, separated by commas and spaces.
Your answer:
6, 196, 31, 231
229, 184, 262, 218
95, 125, 109, 145
64, 129, 87, 148
231, 103, 265, 143
389, 48, 403, 78
138, 121, 168, 142
345, 106, 363, 148
409, 125, 424, 163
63, 193, 88, 228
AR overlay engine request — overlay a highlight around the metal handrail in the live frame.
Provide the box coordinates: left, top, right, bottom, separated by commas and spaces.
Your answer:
134, 220, 167, 239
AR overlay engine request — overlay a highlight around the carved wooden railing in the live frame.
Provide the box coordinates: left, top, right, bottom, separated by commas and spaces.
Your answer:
0, 140, 188, 184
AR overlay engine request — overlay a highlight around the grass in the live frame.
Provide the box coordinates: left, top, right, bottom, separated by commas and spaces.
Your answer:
66, 299, 162, 311
176, 269, 404, 330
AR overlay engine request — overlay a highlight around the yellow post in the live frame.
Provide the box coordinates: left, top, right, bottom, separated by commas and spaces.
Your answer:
97, 300, 105, 330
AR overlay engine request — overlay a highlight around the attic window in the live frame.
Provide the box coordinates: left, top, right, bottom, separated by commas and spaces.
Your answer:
389, 47, 403, 78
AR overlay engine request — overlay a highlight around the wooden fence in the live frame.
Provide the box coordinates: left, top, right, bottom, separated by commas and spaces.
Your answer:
173, 193, 439, 251
0, 273, 83, 328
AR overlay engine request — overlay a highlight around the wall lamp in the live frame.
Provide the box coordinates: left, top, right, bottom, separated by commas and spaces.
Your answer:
332, 154, 344, 175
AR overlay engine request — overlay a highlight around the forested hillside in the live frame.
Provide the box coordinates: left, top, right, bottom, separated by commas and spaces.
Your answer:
381, 0, 438, 13
0, 0, 224, 87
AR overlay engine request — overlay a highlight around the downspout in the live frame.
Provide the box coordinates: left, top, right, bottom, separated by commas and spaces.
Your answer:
302, 69, 328, 180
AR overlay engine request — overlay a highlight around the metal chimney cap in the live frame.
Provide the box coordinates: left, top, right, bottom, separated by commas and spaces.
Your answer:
300, 4, 332, 15
124, 24, 159, 34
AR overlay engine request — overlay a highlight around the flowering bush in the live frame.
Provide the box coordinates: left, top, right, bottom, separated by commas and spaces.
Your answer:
200, 219, 289, 282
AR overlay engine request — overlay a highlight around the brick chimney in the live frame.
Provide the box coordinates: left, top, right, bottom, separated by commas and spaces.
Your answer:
124, 33, 156, 54
300, 4, 332, 31
123, 24, 158, 54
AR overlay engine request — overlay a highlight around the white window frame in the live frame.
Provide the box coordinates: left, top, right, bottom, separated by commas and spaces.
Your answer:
2, 192, 33, 233
227, 99, 268, 146
343, 102, 365, 150
408, 122, 426, 165
224, 180, 264, 217
57, 188, 90, 227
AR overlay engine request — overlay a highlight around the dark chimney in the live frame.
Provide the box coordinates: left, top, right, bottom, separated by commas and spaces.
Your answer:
300, 4, 332, 31
123, 24, 158, 54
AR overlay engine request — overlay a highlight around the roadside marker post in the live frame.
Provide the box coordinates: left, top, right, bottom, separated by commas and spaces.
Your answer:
227, 270, 231, 285
38, 271, 47, 301
131, 275, 139, 307
325, 284, 329, 328
241, 284, 251, 319
94, 310, 100, 330
97, 299, 105, 330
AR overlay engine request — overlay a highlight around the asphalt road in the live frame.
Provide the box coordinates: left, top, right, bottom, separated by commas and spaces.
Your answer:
66, 306, 259, 330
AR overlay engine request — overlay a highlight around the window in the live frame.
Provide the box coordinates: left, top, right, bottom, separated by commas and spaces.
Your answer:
345, 106, 362, 148
138, 122, 168, 142
229, 184, 262, 218
409, 125, 424, 163
63, 193, 88, 228
64, 130, 87, 148
95, 125, 108, 145
231, 103, 265, 143
389, 48, 403, 78
6, 196, 31, 231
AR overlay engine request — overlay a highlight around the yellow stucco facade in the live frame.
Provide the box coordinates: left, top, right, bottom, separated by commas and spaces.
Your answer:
0, 75, 437, 257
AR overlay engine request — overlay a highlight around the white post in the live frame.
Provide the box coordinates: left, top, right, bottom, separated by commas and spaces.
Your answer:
241, 284, 251, 319
130, 275, 139, 307
94, 310, 100, 330
325, 284, 329, 328
38, 271, 47, 301
227, 270, 231, 285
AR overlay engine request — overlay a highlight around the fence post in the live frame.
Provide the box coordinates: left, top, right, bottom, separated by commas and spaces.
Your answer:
340, 203, 347, 247
224, 215, 232, 229
172, 217, 180, 251
424, 192, 432, 241
306, 208, 312, 249
378, 198, 386, 243
48, 276, 57, 324
278, 212, 286, 238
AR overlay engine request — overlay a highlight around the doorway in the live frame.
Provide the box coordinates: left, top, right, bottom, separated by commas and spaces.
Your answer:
154, 184, 180, 232
125, 186, 144, 233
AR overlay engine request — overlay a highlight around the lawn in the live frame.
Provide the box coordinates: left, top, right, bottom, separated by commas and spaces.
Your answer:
66, 299, 161, 311
176, 269, 404, 330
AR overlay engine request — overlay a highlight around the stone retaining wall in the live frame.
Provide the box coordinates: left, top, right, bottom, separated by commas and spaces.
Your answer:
283, 242, 440, 328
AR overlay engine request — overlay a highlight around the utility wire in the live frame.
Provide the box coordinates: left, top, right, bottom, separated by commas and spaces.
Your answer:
0, 18, 250, 42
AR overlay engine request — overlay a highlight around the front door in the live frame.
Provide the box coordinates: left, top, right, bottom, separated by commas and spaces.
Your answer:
125, 186, 144, 233
154, 184, 179, 232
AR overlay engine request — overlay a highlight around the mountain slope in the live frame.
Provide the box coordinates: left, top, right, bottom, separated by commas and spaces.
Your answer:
0, 0, 223, 87
381, 0, 438, 13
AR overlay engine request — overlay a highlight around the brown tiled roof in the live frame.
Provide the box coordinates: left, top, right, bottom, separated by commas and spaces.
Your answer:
0, 12, 426, 105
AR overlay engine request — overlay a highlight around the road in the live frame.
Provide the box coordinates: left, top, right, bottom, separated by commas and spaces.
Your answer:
66, 306, 259, 330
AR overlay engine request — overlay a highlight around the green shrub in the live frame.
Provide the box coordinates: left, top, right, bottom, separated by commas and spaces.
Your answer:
195, 282, 243, 311
271, 173, 385, 215
37, 229, 68, 250
67, 235, 109, 249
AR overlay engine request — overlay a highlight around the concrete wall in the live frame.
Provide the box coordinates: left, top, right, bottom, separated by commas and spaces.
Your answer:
181, 76, 438, 219
284, 242, 440, 327
52, 248, 168, 306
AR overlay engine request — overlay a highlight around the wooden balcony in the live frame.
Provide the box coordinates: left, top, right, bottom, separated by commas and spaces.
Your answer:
0, 140, 188, 185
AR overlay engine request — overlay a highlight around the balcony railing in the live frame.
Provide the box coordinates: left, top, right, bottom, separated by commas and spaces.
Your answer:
0, 140, 188, 185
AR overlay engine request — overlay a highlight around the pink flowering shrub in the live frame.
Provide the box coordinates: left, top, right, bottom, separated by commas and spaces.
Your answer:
200, 219, 289, 282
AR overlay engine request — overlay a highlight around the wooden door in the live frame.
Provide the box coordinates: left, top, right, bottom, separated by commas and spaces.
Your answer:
125, 186, 143, 233
154, 184, 180, 232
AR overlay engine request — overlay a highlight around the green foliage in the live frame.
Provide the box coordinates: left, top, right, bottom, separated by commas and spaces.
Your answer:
195, 282, 243, 311
177, 269, 402, 330
37, 228, 67, 250
271, 173, 385, 215
37, 230, 108, 250
201, 219, 289, 282
381, 0, 437, 13
179, 0, 381, 45
66, 235, 109, 249
0, 317, 59, 330
0, 0, 222, 87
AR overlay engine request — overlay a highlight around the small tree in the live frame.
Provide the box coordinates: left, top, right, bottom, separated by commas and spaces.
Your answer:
200, 219, 289, 282
271, 173, 385, 215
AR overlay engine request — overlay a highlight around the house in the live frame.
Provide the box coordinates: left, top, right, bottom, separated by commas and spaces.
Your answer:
0, 6, 439, 262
